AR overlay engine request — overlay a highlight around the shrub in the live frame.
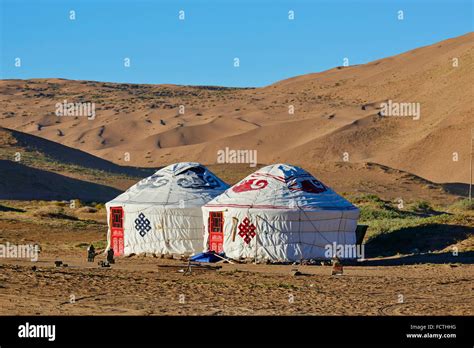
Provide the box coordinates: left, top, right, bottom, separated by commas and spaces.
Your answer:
70, 199, 83, 209
52, 201, 68, 207
350, 193, 386, 206
95, 203, 106, 210
409, 200, 432, 213
33, 206, 78, 220
450, 199, 474, 211
76, 206, 98, 213
359, 206, 405, 221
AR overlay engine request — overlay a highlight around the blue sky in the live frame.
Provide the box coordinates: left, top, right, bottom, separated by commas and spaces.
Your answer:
0, 0, 472, 87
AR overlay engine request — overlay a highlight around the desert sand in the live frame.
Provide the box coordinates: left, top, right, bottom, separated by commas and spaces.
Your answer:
0, 33, 473, 316
1, 256, 473, 316
0, 33, 473, 186
0, 199, 473, 316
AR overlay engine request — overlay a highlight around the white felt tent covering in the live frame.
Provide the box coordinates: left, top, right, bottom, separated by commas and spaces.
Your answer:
202, 164, 360, 262
106, 162, 229, 256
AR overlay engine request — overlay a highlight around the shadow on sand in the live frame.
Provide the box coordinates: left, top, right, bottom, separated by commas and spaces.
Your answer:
359, 222, 474, 265
0, 160, 122, 202
442, 182, 471, 197
358, 251, 474, 266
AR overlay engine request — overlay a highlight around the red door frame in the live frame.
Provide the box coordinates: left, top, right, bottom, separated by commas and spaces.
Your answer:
110, 206, 124, 256
208, 211, 224, 253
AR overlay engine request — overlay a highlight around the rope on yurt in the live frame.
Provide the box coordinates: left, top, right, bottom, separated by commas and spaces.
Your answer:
342, 211, 346, 246
336, 210, 343, 249
297, 202, 303, 262
295, 202, 333, 247
254, 214, 279, 256
296, 202, 316, 258
249, 179, 268, 262
159, 169, 210, 238
164, 171, 173, 207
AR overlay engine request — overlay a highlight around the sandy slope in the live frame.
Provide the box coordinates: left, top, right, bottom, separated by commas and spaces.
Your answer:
0, 33, 472, 185
0, 127, 153, 200
0, 124, 464, 203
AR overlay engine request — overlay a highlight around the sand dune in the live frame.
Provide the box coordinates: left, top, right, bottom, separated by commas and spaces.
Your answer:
0, 32, 472, 185
0, 127, 150, 176
0, 127, 154, 194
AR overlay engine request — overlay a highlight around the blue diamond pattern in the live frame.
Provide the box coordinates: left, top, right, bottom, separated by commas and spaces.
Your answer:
135, 213, 151, 237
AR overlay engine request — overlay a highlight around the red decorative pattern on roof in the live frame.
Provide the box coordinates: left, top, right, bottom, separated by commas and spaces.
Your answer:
232, 178, 268, 193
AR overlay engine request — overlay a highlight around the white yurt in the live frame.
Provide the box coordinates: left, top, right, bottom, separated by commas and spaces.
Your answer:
105, 162, 229, 256
202, 164, 360, 262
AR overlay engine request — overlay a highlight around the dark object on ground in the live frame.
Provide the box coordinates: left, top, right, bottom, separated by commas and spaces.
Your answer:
0, 204, 25, 213
182, 261, 193, 276
331, 257, 343, 275
31, 266, 37, 271
355, 225, 368, 245
190, 251, 225, 263
159, 262, 222, 273
301, 259, 319, 265
62, 264, 68, 267
290, 270, 302, 276
179, 261, 223, 275
98, 261, 110, 268
87, 244, 96, 262
54, 260, 63, 267
107, 248, 115, 264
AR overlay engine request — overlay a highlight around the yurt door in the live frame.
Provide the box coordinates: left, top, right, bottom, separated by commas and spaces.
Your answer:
208, 212, 224, 253
110, 207, 124, 256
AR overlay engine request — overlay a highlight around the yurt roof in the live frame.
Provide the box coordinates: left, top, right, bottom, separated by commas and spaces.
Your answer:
204, 163, 357, 211
107, 162, 229, 207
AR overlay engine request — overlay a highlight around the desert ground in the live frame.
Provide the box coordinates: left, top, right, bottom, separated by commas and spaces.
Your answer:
0, 32, 473, 316
1, 254, 473, 316
0, 186, 473, 316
